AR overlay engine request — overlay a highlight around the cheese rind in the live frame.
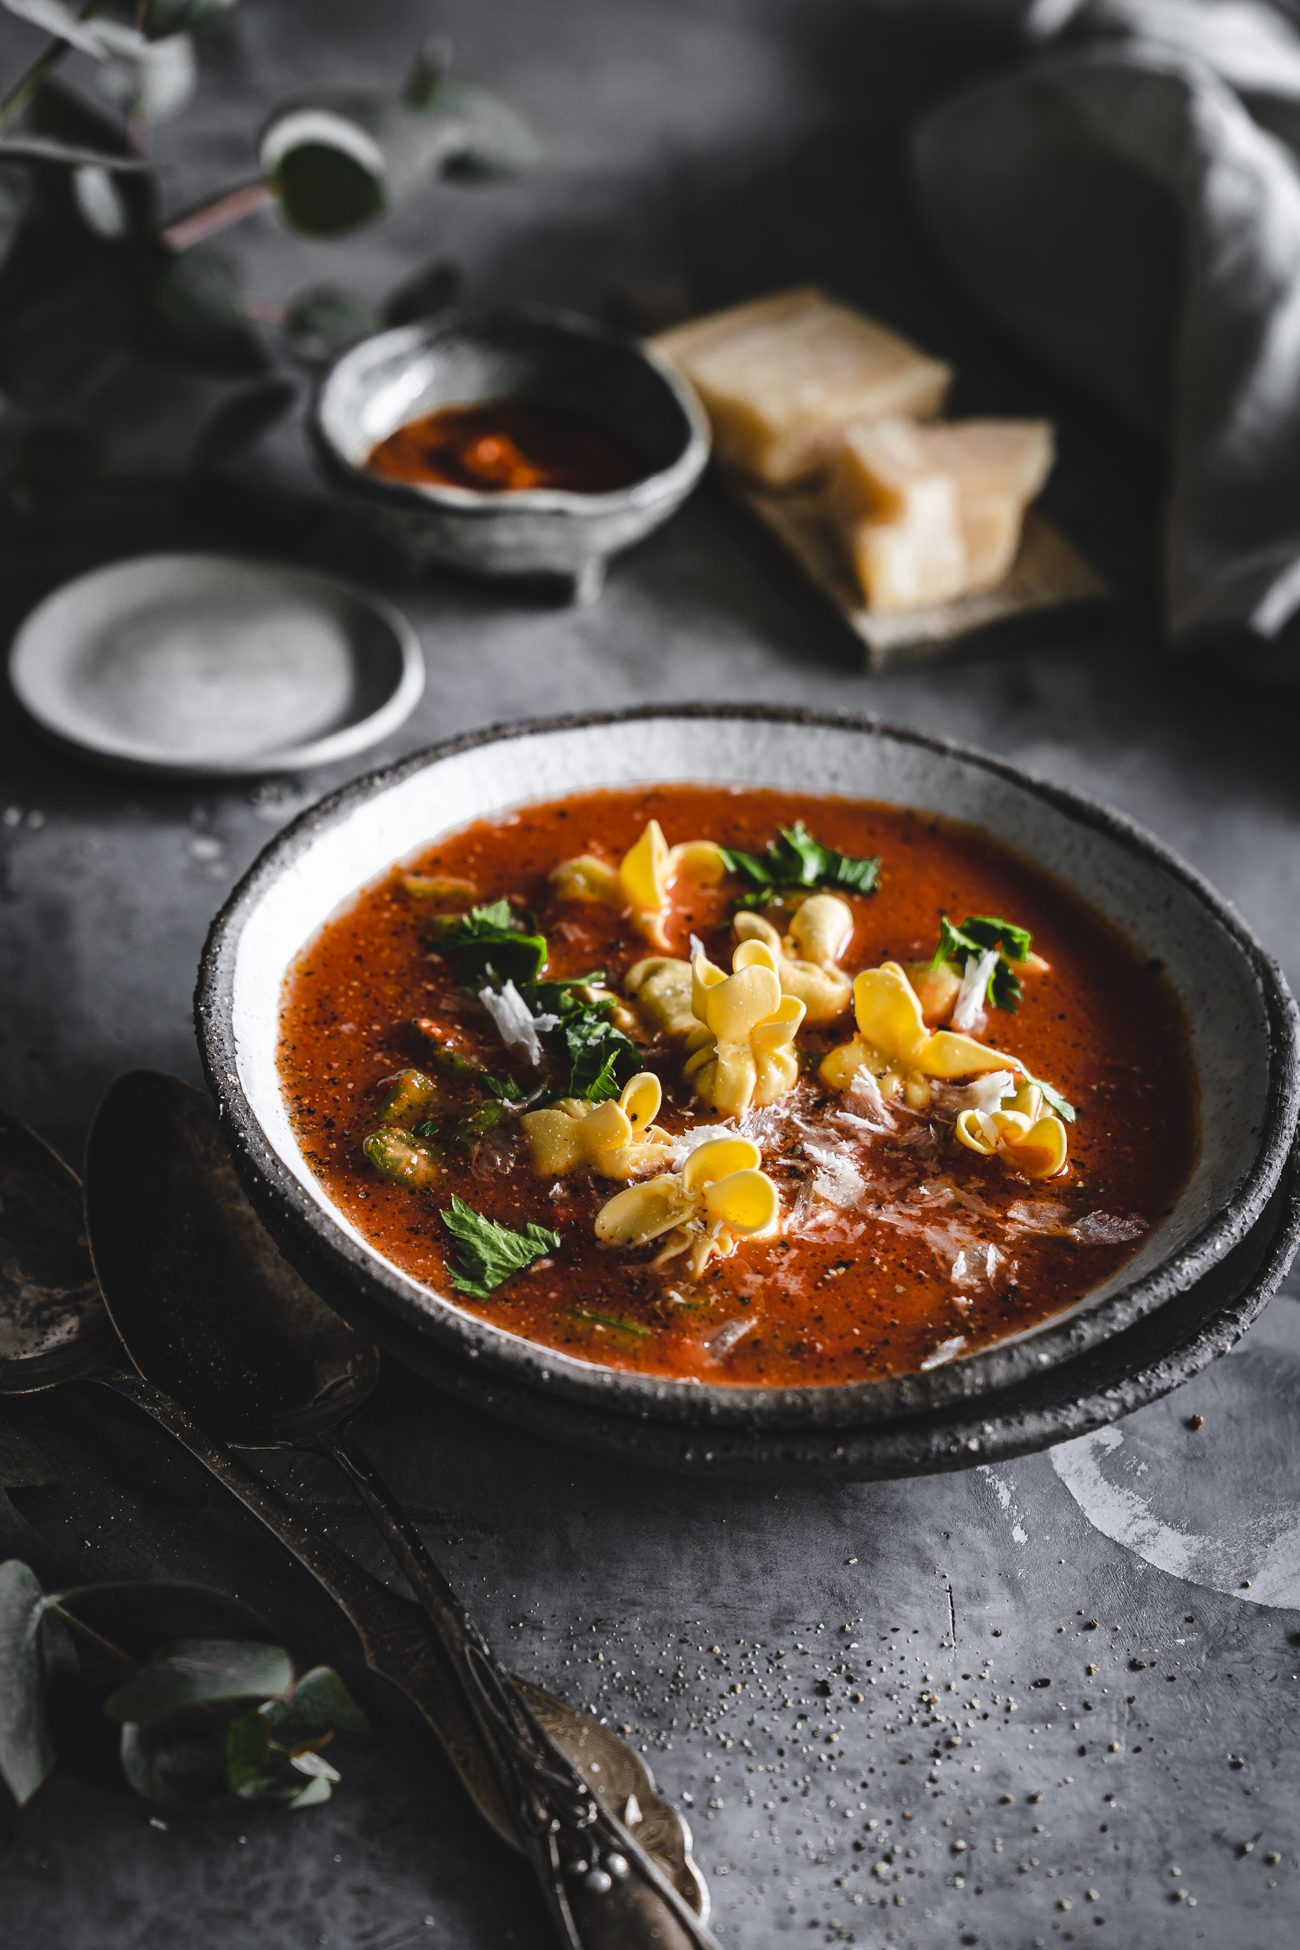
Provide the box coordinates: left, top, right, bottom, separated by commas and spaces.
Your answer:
657, 288, 952, 488
829, 417, 1055, 612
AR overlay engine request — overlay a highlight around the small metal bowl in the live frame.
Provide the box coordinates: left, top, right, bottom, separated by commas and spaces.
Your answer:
311, 306, 710, 602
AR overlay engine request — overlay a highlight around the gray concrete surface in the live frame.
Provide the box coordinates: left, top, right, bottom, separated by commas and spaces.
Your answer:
1, 4, 1297, 1946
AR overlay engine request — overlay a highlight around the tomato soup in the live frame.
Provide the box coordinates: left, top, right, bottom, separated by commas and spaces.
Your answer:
278, 786, 1196, 1387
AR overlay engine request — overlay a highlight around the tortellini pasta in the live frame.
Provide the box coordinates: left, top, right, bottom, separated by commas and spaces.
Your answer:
684, 939, 806, 1118
594, 1135, 781, 1279
551, 819, 726, 951
953, 1078, 1069, 1180
820, 961, 1014, 1108
734, 892, 854, 1022
521, 1072, 672, 1180
625, 954, 697, 1041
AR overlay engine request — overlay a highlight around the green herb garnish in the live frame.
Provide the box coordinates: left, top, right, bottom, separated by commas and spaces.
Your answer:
517, 972, 641, 1103
930, 914, 1032, 1012
1022, 1071, 1078, 1124
720, 822, 881, 908
568, 1307, 653, 1339
439, 1196, 560, 1297
431, 899, 548, 988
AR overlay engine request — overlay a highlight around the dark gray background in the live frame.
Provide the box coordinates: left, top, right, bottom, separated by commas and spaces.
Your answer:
1, 3, 1298, 1946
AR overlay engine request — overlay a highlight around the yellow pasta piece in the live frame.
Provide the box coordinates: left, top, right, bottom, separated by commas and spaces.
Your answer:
734, 892, 854, 1023
521, 1072, 672, 1181
658, 288, 952, 487
820, 961, 1016, 1109
551, 819, 725, 951
625, 954, 696, 1041
684, 939, 805, 1118
594, 1134, 781, 1279
954, 1079, 1069, 1181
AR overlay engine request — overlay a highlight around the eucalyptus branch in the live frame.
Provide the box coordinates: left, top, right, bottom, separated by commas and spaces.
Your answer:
0, 0, 105, 134
160, 176, 273, 251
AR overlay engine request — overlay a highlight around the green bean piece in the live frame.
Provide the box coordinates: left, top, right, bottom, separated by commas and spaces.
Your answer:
375, 1068, 441, 1123
451, 1100, 511, 1145
363, 1128, 442, 1189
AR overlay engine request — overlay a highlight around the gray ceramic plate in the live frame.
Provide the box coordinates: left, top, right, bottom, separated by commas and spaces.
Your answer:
9, 553, 424, 779
195, 707, 1300, 1466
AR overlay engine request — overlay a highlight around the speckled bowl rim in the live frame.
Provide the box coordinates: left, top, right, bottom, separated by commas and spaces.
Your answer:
195, 705, 1300, 1433
310, 306, 711, 521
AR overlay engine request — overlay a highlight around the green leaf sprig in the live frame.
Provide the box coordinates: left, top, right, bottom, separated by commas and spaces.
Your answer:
430, 897, 549, 988
0, 1560, 366, 1813
930, 914, 1032, 1012
439, 1196, 560, 1298
719, 822, 881, 910
1022, 1071, 1077, 1125
429, 899, 641, 1105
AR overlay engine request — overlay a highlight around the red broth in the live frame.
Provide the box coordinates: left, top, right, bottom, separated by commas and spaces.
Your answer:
278, 786, 1197, 1386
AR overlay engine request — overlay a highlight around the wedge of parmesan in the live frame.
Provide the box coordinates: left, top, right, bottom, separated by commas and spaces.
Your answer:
828, 416, 1055, 612
657, 288, 952, 488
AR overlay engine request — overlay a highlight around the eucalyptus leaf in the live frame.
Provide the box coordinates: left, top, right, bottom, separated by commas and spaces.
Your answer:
382, 257, 459, 327
1, 0, 127, 58
103, 1638, 293, 1725
28, 80, 156, 239
97, 32, 197, 125
419, 76, 542, 181
261, 76, 537, 238
286, 1746, 339, 1782
192, 376, 296, 472
0, 137, 152, 170
144, 0, 238, 37
0, 1559, 54, 1807
50, 1579, 271, 1661
283, 283, 379, 359
119, 1716, 232, 1810
403, 34, 452, 111
262, 1665, 368, 1746
0, 236, 139, 402
11, 420, 104, 506
134, 248, 266, 375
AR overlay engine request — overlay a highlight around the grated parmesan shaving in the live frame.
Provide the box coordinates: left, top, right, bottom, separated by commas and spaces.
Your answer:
707, 1315, 757, 1360
920, 1334, 967, 1371
804, 1140, 868, 1209
839, 1066, 896, 1133
477, 980, 558, 1067
951, 948, 999, 1033
1071, 1210, 1146, 1245
938, 1070, 1019, 1119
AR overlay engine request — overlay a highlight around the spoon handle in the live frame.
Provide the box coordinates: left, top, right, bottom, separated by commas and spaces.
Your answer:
328, 1435, 723, 1950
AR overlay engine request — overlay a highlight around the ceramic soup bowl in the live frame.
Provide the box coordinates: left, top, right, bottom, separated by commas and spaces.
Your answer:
197, 708, 1299, 1470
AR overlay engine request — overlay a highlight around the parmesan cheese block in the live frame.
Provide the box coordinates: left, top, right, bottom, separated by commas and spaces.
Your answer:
829, 417, 1055, 612
657, 289, 953, 489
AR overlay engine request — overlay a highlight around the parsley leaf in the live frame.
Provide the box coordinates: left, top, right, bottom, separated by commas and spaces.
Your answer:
720, 823, 881, 908
518, 973, 640, 1101
431, 900, 548, 988
438, 1196, 560, 1298
930, 914, 1032, 1012
1023, 1071, 1077, 1124
561, 1012, 640, 1101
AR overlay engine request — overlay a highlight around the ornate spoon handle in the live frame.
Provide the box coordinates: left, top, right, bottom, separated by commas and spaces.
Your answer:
329, 1436, 723, 1950
99, 1364, 716, 1942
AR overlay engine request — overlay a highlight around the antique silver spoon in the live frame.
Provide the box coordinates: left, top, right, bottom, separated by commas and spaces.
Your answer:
0, 1094, 716, 1948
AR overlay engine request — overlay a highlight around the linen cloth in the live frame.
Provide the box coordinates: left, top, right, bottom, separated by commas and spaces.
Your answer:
911, 0, 1300, 663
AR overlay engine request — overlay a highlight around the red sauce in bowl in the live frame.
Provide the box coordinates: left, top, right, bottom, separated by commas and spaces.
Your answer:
364, 399, 646, 495
278, 786, 1197, 1388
